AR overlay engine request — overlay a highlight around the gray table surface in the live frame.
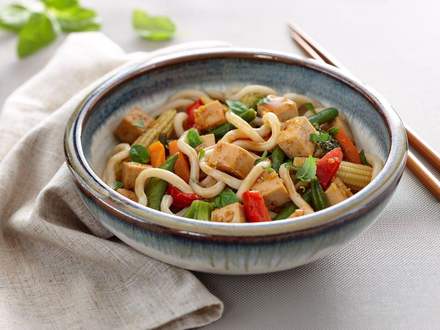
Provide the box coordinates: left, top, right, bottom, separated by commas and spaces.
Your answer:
1, 0, 439, 329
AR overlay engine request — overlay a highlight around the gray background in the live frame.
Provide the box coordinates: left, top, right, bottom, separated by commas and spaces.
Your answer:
1, 0, 439, 329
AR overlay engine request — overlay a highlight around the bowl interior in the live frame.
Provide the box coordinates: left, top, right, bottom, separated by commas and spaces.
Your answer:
83, 57, 390, 175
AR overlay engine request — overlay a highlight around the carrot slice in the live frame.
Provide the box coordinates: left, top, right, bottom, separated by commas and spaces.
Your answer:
168, 140, 191, 183
148, 141, 166, 167
334, 128, 361, 163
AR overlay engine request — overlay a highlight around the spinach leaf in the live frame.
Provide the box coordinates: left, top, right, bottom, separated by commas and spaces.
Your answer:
132, 9, 175, 41
129, 144, 150, 164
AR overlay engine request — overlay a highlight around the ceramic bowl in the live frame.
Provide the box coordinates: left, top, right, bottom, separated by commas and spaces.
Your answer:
64, 48, 407, 274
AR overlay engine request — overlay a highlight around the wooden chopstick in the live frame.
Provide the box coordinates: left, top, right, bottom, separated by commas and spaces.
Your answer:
288, 23, 440, 201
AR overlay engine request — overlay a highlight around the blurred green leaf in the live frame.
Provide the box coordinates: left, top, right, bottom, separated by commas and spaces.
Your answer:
42, 0, 78, 10
0, 4, 31, 32
132, 9, 175, 41
53, 6, 100, 32
17, 12, 58, 58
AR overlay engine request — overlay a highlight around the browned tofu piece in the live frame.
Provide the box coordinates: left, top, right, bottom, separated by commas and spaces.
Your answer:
208, 142, 255, 179
211, 202, 246, 223
251, 171, 290, 209
117, 188, 138, 202
257, 95, 298, 122
114, 107, 153, 143
196, 133, 216, 151
325, 177, 353, 206
289, 209, 305, 218
194, 100, 226, 131
121, 161, 150, 190
277, 116, 316, 157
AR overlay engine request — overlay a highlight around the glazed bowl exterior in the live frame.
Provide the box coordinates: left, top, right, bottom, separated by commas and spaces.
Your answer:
64, 48, 407, 274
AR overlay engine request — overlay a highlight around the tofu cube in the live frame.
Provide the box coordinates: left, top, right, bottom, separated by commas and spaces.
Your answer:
196, 133, 216, 151
251, 171, 290, 209
117, 188, 138, 202
208, 142, 255, 179
325, 177, 353, 206
114, 107, 153, 143
257, 95, 298, 121
211, 202, 246, 223
121, 161, 150, 190
277, 116, 316, 157
194, 100, 226, 131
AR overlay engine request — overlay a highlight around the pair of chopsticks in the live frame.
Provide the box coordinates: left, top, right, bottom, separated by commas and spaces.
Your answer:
288, 22, 440, 201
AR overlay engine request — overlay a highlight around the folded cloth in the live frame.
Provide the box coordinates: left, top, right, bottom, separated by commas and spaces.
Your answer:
0, 32, 226, 330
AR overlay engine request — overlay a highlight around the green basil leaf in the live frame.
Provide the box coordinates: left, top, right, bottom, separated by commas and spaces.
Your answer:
113, 180, 123, 190
0, 4, 31, 32
328, 127, 339, 136
310, 132, 330, 143
295, 156, 316, 182
53, 6, 101, 32
17, 12, 58, 58
212, 188, 239, 209
129, 144, 150, 164
226, 100, 248, 115
132, 9, 175, 41
42, 0, 78, 10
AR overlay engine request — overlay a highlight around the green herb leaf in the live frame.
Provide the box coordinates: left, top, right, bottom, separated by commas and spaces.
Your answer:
255, 150, 269, 164
0, 4, 31, 32
185, 200, 212, 220
226, 100, 248, 115
300, 102, 317, 114
295, 156, 316, 182
53, 6, 101, 32
328, 127, 340, 136
359, 150, 371, 166
198, 148, 205, 160
187, 128, 202, 148
42, 0, 78, 10
17, 12, 58, 58
113, 180, 123, 190
129, 144, 150, 164
212, 188, 239, 209
132, 9, 175, 41
310, 132, 330, 143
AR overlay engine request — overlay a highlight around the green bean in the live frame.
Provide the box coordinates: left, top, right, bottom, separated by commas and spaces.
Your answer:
311, 178, 329, 211
187, 128, 202, 148
184, 200, 213, 220
302, 188, 313, 204
271, 146, 286, 172
308, 108, 339, 125
145, 154, 178, 210
210, 109, 257, 139
273, 202, 297, 220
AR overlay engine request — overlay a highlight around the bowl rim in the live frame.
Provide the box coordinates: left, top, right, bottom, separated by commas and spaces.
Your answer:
64, 47, 407, 238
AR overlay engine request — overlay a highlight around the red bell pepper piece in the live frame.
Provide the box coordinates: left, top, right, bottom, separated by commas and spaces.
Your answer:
242, 191, 271, 222
167, 185, 201, 210
316, 147, 343, 190
184, 99, 203, 129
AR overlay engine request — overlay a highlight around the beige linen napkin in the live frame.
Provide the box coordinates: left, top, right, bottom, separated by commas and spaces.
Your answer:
0, 32, 226, 330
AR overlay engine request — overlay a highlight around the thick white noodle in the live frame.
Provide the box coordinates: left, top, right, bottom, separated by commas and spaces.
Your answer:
160, 195, 174, 214
135, 168, 193, 206
236, 160, 271, 200
225, 111, 264, 142
233, 113, 281, 151
220, 124, 271, 144
279, 164, 314, 215
173, 112, 188, 137
283, 93, 322, 108
199, 160, 242, 190
205, 88, 225, 101
365, 152, 383, 179
178, 132, 226, 198
103, 143, 130, 186
230, 85, 276, 100
169, 89, 210, 102
158, 99, 193, 112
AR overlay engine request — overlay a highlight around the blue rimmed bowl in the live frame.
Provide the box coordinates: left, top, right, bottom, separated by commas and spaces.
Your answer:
64, 48, 407, 274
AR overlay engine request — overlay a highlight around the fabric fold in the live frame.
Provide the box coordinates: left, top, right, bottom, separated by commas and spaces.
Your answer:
0, 32, 224, 330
